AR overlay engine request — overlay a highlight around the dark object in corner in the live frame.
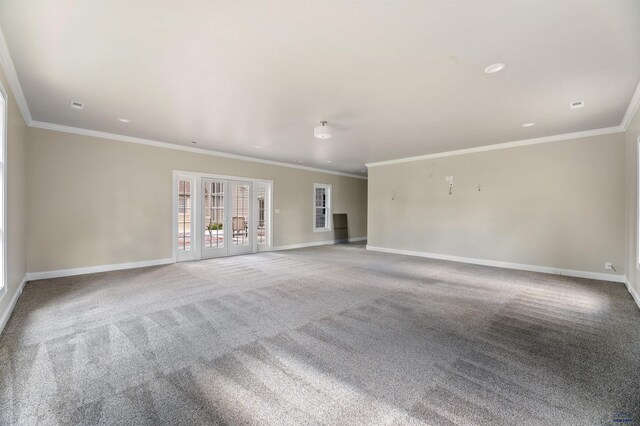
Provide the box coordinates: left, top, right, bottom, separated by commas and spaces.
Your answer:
333, 213, 348, 243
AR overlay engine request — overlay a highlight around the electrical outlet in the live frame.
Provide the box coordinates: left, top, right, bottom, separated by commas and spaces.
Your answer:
605, 262, 613, 270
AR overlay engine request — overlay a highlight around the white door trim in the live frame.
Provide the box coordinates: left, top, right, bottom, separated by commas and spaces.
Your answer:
173, 170, 273, 185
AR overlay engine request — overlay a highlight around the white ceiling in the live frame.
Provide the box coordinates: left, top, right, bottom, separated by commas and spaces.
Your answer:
1, 0, 639, 175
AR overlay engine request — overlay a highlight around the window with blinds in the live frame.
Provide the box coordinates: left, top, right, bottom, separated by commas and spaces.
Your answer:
314, 183, 331, 231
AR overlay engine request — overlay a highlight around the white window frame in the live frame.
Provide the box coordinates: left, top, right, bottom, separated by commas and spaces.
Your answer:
0, 82, 7, 300
637, 136, 640, 271
313, 183, 332, 232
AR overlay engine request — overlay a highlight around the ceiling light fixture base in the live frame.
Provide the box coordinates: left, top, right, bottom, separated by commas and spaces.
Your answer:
314, 121, 333, 139
484, 63, 506, 74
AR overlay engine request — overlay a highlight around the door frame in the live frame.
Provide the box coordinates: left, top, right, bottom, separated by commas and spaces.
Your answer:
172, 170, 273, 262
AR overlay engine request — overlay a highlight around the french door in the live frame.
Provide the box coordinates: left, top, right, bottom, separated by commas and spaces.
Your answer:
202, 179, 253, 259
175, 172, 271, 262
201, 179, 228, 258
176, 175, 196, 262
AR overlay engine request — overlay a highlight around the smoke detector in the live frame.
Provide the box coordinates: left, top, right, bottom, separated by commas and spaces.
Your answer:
70, 101, 84, 110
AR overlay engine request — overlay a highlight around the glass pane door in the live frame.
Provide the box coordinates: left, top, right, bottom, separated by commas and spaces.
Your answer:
229, 181, 252, 255
176, 177, 195, 261
199, 178, 253, 258
202, 179, 227, 258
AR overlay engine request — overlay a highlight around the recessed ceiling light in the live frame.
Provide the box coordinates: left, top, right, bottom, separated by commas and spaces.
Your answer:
570, 100, 585, 110
484, 63, 506, 74
295, 160, 304, 164
117, 118, 131, 123
326, 160, 332, 163
522, 122, 536, 127
251, 145, 260, 149
70, 101, 84, 110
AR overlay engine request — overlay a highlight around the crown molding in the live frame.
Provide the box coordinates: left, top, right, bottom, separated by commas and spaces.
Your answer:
0, 25, 365, 180
365, 125, 624, 168
28, 121, 368, 180
621, 79, 640, 131
367, 79, 640, 168
1, 18, 638, 174
0, 25, 31, 124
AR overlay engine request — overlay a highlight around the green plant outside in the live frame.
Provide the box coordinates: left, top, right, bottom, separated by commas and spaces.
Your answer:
207, 222, 223, 231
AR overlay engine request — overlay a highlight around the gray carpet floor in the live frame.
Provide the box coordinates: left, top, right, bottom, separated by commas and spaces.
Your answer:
1, 244, 639, 425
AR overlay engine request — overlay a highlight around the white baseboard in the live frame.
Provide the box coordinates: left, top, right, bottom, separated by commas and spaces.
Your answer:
366, 245, 625, 283
348, 236, 367, 242
624, 277, 640, 310
275, 236, 367, 251
26, 239, 369, 280
0, 274, 28, 336
26, 258, 175, 281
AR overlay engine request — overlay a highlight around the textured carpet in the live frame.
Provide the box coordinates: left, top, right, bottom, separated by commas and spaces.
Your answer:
1, 244, 639, 425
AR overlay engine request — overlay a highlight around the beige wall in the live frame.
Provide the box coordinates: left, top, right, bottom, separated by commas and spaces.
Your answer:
368, 133, 625, 276
0, 65, 27, 324
26, 128, 367, 272
624, 104, 640, 298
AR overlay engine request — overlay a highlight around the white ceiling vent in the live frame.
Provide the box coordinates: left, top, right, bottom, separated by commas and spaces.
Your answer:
569, 100, 584, 110
70, 101, 84, 110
